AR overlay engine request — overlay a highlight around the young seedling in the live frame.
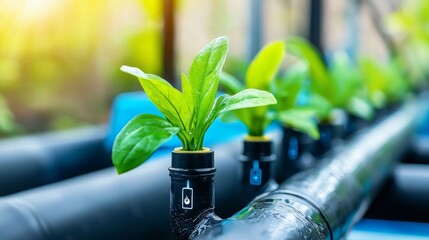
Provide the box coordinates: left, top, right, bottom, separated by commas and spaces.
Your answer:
220, 41, 319, 139
270, 61, 320, 139
220, 41, 284, 137
112, 36, 277, 174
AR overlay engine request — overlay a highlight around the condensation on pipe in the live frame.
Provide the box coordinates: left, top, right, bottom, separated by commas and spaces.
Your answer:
195, 100, 420, 240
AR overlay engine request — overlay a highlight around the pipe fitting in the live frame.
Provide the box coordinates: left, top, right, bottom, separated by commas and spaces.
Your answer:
345, 114, 369, 137
169, 148, 220, 240
240, 138, 277, 202
195, 191, 332, 240
276, 127, 315, 182
313, 123, 345, 157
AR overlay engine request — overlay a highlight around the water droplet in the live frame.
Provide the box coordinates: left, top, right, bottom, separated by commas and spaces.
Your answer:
184, 196, 190, 205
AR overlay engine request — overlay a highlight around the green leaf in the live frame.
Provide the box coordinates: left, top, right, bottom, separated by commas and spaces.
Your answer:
277, 109, 319, 139
346, 96, 374, 120
0, 96, 18, 134
246, 41, 285, 91
180, 72, 194, 130
359, 58, 385, 92
205, 89, 277, 137
120, 66, 191, 132
216, 89, 277, 115
271, 61, 308, 110
384, 59, 410, 102
112, 114, 180, 174
188, 36, 228, 131
120, 37, 280, 154
306, 93, 334, 121
329, 51, 359, 106
241, 41, 285, 134
370, 91, 387, 109
220, 72, 245, 94
219, 110, 239, 123
286, 37, 331, 100
200, 89, 276, 140
358, 57, 410, 108
115, 37, 282, 174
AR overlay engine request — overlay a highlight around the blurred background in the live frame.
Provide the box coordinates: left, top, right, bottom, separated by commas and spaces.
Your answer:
0, 0, 401, 138
0, 1, 428, 239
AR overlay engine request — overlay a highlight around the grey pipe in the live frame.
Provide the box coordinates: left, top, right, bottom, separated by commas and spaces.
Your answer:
195, 100, 420, 240
0, 126, 109, 196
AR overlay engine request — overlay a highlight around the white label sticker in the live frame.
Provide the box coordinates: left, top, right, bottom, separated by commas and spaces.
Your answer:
182, 187, 193, 209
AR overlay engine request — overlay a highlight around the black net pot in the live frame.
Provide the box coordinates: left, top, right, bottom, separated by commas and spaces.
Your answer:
312, 122, 345, 157
276, 126, 316, 183
239, 137, 277, 203
169, 148, 220, 240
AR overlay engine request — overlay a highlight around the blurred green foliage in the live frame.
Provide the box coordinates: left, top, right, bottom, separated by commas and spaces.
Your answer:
359, 57, 410, 109
386, 0, 429, 87
0, 96, 19, 135
271, 62, 319, 139
286, 37, 374, 122
0, 0, 423, 139
0, 0, 163, 136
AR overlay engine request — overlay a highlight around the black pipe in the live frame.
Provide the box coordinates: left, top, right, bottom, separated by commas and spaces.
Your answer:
0, 131, 281, 240
0, 126, 109, 196
194, 100, 419, 240
365, 163, 429, 223
345, 114, 369, 138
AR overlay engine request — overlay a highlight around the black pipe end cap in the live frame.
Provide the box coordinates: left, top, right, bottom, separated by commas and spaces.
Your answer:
171, 148, 214, 169
283, 127, 315, 144
243, 138, 272, 159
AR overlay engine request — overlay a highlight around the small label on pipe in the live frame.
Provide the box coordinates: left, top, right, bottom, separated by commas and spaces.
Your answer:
288, 137, 298, 160
250, 161, 262, 185
182, 187, 193, 209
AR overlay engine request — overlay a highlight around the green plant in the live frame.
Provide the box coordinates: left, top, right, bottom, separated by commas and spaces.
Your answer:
220, 41, 284, 136
286, 37, 374, 122
221, 41, 319, 139
359, 57, 410, 108
112, 36, 277, 174
386, 0, 429, 86
270, 62, 320, 139
329, 51, 374, 120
